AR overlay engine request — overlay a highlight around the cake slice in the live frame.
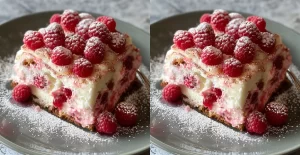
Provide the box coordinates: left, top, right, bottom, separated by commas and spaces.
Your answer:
11, 10, 141, 131
161, 10, 291, 130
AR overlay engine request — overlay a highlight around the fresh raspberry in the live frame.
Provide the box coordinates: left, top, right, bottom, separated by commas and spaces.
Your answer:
23, 31, 45, 50
215, 33, 236, 55
84, 37, 105, 64
65, 33, 86, 55
33, 75, 47, 89
225, 18, 245, 39
49, 14, 61, 23
173, 30, 194, 50
124, 56, 134, 70
109, 32, 126, 54
183, 75, 197, 88
75, 19, 94, 40
97, 16, 116, 32
115, 102, 138, 127
238, 21, 262, 44
88, 21, 112, 44
73, 58, 94, 77
259, 32, 275, 54
190, 23, 215, 49
162, 84, 182, 103
273, 55, 284, 69
199, 13, 211, 23
265, 102, 288, 126
61, 10, 80, 32
51, 46, 73, 66
202, 92, 217, 110
223, 58, 244, 77
229, 12, 244, 19
79, 13, 95, 20
201, 46, 223, 65
246, 111, 268, 135
62, 88, 72, 99
211, 9, 230, 32
247, 16, 266, 32
96, 111, 117, 135
234, 36, 255, 63
43, 23, 65, 49
52, 92, 67, 109
12, 84, 31, 102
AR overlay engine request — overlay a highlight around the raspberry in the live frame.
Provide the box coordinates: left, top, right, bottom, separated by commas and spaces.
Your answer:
115, 102, 138, 127
52, 92, 67, 109
225, 18, 245, 39
62, 88, 72, 99
223, 58, 244, 77
65, 33, 86, 55
199, 13, 211, 23
23, 31, 45, 50
215, 33, 236, 55
190, 23, 215, 49
210, 87, 222, 98
49, 14, 61, 23
201, 46, 223, 65
33, 75, 47, 89
12, 84, 31, 102
124, 56, 134, 70
183, 75, 197, 88
43, 23, 65, 49
247, 16, 266, 32
52, 88, 71, 109
259, 32, 275, 54
238, 21, 262, 44
234, 36, 255, 63
61, 10, 80, 32
96, 111, 117, 135
107, 80, 114, 90
75, 19, 94, 40
79, 13, 95, 20
211, 9, 230, 32
84, 37, 105, 64
88, 21, 112, 44
265, 102, 288, 126
51, 46, 73, 66
97, 16, 116, 32
202, 92, 217, 110
109, 32, 126, 54
246, 111, 268, 135
273, 55, 284, 69
73, 58, 94, 77
173, 30, 194, 50
162, 84, 182, 103
257, 80, 264, 90
229, 12, 244, 19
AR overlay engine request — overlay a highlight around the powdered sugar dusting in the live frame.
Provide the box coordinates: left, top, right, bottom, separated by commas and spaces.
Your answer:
151, 54, 300, 153
79, 13, 95, 20
117, 102, 138, 115
111, 32, 126, 47
0, 54, 149, 153
229, 12, 245, 19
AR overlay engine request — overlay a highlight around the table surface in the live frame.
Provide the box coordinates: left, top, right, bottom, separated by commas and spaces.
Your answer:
0, 0, 149, 154
150, 0, 300, 154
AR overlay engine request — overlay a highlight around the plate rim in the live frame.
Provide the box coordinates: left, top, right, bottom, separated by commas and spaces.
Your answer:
150, 10, 300, 155
0, 10, 150, 155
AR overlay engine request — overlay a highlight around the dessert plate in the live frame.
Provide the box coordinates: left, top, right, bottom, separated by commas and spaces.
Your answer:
150, 11, 300, 155
0, 11, 150, 154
